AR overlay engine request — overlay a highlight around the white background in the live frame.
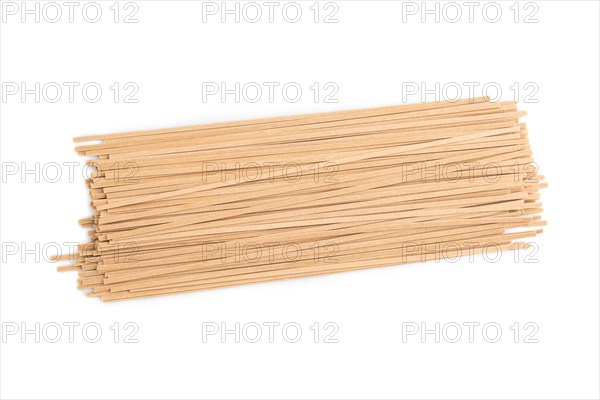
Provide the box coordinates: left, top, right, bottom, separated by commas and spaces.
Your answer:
1, 1, 599, 399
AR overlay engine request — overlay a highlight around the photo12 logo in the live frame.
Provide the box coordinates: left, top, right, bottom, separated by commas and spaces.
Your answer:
1, 241, 139, 265
402, 321, 540, 343
2, 322, 140, 343
198, 240, 339, 264
201, 1, 339, 23
201, 81, 340, 104
1, 242, 80, 264
202, 321, 340, 343
1, 82, 140, 104
197, 161, 339, 184
1, 1, 140, 23
401, 81, 540, 104
1, 161, 139, 184
400, 1, 540, 24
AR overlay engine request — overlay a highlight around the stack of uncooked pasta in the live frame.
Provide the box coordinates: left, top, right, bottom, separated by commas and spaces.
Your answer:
55, 97, 546, 301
